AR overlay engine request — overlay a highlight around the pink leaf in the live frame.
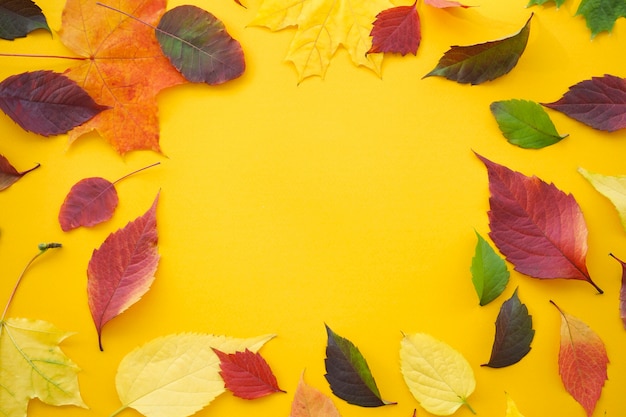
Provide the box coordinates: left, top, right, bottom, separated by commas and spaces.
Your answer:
0, 154, 39, 191
425, 0, 471, 8
368, 2, 420, 56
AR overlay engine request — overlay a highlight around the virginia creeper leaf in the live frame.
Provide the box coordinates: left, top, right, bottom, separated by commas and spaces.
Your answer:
0, 0, 50, 39
214, 348, 285, 399
0, 154, 39, 191
87, 193, 160, 351
482, 288, 534, 368
424, 14, 532, 84
475, 152, 602, 293
400, 333, 476, 415
505, 393, 526, 417
609, 253, 626, 329
578, 167, 626, 231
58, 0, 187, 154
324, 324, 393, 407
543, 74, 626, 132
114, 333, 274, 417
368, 3, 420, 56
425, 0, 470, 8
551, 301, 608, 417
0, 70, 108, 136
156, 5, 245, 85
250, 0, 392, 82
471, 231, 510, 306
291, 373, 342, 417
490, 99, 568, 149
576, 0, 626, 37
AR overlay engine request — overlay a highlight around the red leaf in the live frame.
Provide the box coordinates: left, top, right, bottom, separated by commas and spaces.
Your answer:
551, 301, 608, 417
609, 253, 626, 329
87, 193, 160, 351
476, 152, 602, 293
213, 348, 285, 399
368, 2, 420, 56
0, 70, 107, 136
425, 0, 471, 8
543, 74, 626, 132
0, 154, 39, 191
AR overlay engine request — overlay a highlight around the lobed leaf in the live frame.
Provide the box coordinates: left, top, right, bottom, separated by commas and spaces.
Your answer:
0, 0, 50, 40
575, 0, 626, 37
290, 373, 342, 417
368, 3, 420, 56
578, 167, 626, 232
0, 154, 39, 191
470, 231, 510, 306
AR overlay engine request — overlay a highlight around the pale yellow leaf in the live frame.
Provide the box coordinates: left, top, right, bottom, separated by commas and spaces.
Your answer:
579, 167, 626, 231
0, 318, 86, 417
400, 333, 476, 416
290, 372, 342, 417
505, 392, 525, 417
249, 0, 306, 29
112, 333, 275, 417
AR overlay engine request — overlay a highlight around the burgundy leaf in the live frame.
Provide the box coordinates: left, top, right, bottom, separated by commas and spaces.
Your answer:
0, 70, 108, 136
610, 253, 626, 329
368, 2, 420, 56
543, 74, 626, 132
0, 154, 39, 191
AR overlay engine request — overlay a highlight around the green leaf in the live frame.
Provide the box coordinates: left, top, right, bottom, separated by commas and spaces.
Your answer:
424, 14, 532, 84
471, 231, 510, 306
0, 0, 50, 40
578, 167, 626, 232
576, 0, 626, 37
527, 0, 566, 8
490, 99, 568, 149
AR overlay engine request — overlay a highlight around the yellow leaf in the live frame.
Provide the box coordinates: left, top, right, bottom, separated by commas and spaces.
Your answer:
0, 318, 86, 417
250, 0, 392, 81
579, 167, 626, 231
112, 333, 274, 417
504, 393, 526, 417
400, 333, 476, 416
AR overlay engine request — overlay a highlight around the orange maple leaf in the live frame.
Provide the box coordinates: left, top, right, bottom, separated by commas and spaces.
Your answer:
58, 0, 186, 155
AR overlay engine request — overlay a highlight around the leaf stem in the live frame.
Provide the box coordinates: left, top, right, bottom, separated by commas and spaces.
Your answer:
464, 399, 477, 414
1, 243, 62, 321
0, 53, 87, 61
108, 404, 129, 417
112, 162, 160, 185
587, 277, 603, 294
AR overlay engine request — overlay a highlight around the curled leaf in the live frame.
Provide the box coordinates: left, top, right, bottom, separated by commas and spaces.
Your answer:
368, 2, 420, 56
0, 0, 50, 40
0, 154, 39, 191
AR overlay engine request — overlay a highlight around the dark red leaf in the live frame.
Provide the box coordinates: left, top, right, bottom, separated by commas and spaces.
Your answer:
543, 74, 626, 132
0, 154, 39, 191
0, 70, 108, 136
368, 2, 420, 56
213, 348, 285, 399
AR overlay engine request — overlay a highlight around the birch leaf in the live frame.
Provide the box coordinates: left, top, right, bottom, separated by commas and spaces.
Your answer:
578, 167, 626, 232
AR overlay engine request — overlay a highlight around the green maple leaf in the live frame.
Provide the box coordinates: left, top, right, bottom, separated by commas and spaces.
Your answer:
576, 0, 626, 37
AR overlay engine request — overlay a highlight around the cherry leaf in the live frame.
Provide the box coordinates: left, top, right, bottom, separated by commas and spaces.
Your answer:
551, 301, 608, 417
213, 348, 284, 399
470, 231, 510, 306
424, 14, 532, 84
476, 152, 602, 293
324, 324, 393, 407
0, 0, 50, 39
482, 288, 534, 368
0, 154, 39, 191
368, 2, 420, 56
425, 0, 471, 8
543, 74, 626, 132
291, 373, 342, 417
609, 253, 626, 329
576, 0, 626, 37
87, 193, 160, 351
0, 70, 108, 136
156, 5, 245, 85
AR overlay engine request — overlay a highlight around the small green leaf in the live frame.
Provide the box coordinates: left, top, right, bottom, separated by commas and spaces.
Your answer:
576, 0, 626, 37
471, 231, 509, 306
490, 99, 568, 149
527, 0, 566, 8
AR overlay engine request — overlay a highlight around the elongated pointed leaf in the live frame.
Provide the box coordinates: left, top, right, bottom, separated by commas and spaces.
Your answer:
324, 324, 392, 407
0, 0, 50, 40
58, 177, 118, 231
424, 14, 532, 84
471, 231, 510, 306
87, 193, 160, 350
156, 5, 245, 85
290, 373, 342, 417
0, 154, 39, 191
578, 167, 626, 231
0, 70, 108, 136
490, 99, 568, 149
609, 253, 626, 329
368, 3, 420, 56
476, 153, 602, 293
575, 0, 626, 37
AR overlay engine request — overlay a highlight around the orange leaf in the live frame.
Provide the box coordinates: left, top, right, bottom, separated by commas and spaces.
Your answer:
58, 0, 186, 155
290, 373, 342, 417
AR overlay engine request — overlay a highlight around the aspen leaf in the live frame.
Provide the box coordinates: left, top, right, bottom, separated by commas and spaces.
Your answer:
368, 2, 420, 56
400, 333, 476, 415
504, 393, 526, 417
470, 231, 509, 306
578, 167, 626, 232
290, 373, 342, 417
0, 154, 39, 191
0, 0, 50, 39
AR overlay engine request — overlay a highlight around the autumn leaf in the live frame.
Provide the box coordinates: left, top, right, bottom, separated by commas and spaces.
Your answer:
368, 2, 420, 56
425, 0, 470, 8
576, 0, 626, 37
424, 14, 532, 84
543, 74, 626, 132
578, 167, 626, 231
609, 253, 626, 329
490, 99, 568, 149
470, 231, 510, 306
0, 154, 39, 191
504, 393, 526, 417
551, 301, 608, 417
214, 348, 285, 399
250, 0, 392, 82
482, 288, 534, 368
475, 152, 602, 293
88, 193, 160, 351
0, 0, 50, 39
0, 70, 108, 136
324, 324, 393, 407
400, 332, 476, 415
113, 333, 274, 417
58, 0, 187, 154
290, 373, 342, 417
527, 0, 566, 7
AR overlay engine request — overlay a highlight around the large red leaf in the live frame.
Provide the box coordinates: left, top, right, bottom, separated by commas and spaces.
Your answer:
476, 153, 602, 293
368, 2, 420, 56
543, 74, 626, 132
87, 193, 160, 350
0, 154, 39, 191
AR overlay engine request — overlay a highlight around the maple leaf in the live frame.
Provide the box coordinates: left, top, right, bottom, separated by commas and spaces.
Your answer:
250, 0, 393, 82
368, 2, 421, 56
58, 0, 187, 155
290, 372, 342, 417
0, 0, 50, 39
470, 231, 510, 306
576, 0, 626, 37
609, 253, 626, 329
0, 153, 39, 191
88, 193, 160, 350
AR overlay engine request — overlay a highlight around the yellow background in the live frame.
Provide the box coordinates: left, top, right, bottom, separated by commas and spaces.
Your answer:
1, 0, 626, 416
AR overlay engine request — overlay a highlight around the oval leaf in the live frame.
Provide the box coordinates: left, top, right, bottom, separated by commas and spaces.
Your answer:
58, 177, 118, 231
0, 154, 39, 191
490, 99, 568, 149
368, 3, 421, 56
290, 373, 342, 417
156, 5, 245, 85
578, 167, 626, 232
0, 0, 50, 40
424, 14, 532, 84
471, 231, 510, 306
475, 152, 602, 293
0, 70, 108, 136
400, 333, 476, 415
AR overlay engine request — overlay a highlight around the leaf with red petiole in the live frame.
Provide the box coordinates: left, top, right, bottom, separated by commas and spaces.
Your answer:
0, 154, 39, 191
368, 2, 421, 56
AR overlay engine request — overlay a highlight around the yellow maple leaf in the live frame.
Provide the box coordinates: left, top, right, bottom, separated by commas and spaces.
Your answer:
250, 0, 392, 82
